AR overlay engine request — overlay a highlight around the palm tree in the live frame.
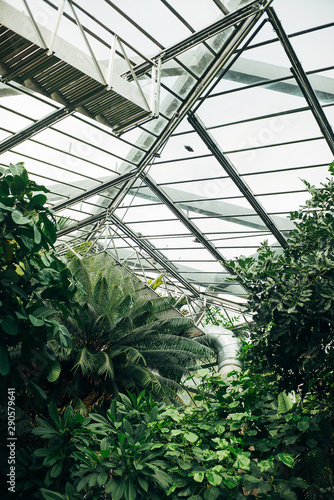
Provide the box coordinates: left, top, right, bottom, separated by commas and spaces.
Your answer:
49, 253, 212, 410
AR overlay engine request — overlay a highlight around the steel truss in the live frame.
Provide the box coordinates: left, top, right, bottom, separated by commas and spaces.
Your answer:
1, 0, 333, 310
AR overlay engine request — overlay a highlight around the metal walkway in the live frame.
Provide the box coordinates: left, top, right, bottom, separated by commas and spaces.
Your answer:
0, 1, 159, 134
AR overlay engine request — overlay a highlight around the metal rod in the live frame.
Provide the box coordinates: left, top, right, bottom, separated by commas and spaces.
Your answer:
267, 6, 334, 156
192, 18, 269, 114
48, 0, 66, 55
102, 13, 264, 220
142, 173, 239, 275
0, 107, 73, 154
52, 170, 137, 211
109, 214, 200, 297
106, 34, 117, 90
188, 113, 288, 248
117, 38, 151, 112
67, 0, 107, 85
22, 0, 47, 49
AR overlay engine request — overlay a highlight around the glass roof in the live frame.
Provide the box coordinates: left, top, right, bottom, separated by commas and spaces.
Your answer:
0, 0, 333, 319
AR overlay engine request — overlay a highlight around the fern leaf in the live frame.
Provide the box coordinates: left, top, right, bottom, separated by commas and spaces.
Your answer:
72, 348, 96, 375
96, 352, 114, 379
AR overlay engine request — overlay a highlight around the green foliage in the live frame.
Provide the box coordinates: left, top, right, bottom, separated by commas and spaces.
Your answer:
205, 305, 239, 328
0, 163, 76, 402
228, 169, 334, 399
50, 254, 212, 410
19, 369, 334, 499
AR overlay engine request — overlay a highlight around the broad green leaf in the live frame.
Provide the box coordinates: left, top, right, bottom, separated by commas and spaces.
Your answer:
40, 489, 65, 500
41, 214, 57, 243
297, 419, 310, 432
12, 210, 30, 225
2, 240, 13, 261
137, 475, 148, 493
74, 411, 84, 424
65, 484, 75, 497
204, 486, 221, 500
258, 459, 273, 472
178, 486, 195, 497
206, 471, 222, 486
33, 418, 57, 435
119, 393, 133, 407
29, 194, 47, 207
97, 471, 108, 487
9, 162, 25, 177
177, 459, 192, 470
91, 413, 110, 425
306, 438, 317, 448
0, 180, 9, 196
193, 471, 205, 482
58, 324, 70, 337
276, 453, 294, 468
233, 454, 251, 471
124, 477, 137, 500
29, 314, 44, 327
123, 419, 133, 436
77, 476, 90, 492
34, 225, 41, 244
100, 449, 110, 459
29, 381, 47, 399
184, 431, 198, 443
14, 262, 25, 276
105, 477, 126, 499
243, 474, 260, 484
34, 448, 52, 457
20, 234, 34, 250
1, 317, 18, 335
10, 175, 25, 194
50, 462, 62, 478
47, 359, 61, 383
224, 478, 237, 489
64, 405, 74, 427
152, 470, 171, 488
33, 306, 57, 319
48, 401, 62, 428
290, 477, 308, 488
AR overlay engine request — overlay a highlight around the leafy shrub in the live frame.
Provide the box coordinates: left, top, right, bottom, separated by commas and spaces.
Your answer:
228, 165, 334, 400
0, 163, 76, 399
20, 370, 334, 499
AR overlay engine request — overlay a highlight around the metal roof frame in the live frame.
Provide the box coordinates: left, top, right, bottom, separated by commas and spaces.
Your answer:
0, 0, 333, 314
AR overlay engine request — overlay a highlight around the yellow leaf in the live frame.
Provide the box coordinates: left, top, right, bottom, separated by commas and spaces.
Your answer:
14, 263, 25, 276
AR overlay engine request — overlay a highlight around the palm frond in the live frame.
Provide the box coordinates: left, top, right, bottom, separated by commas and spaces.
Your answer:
55, 253, 217, 405
142, 349, 204, 365
72, 347, 97, 375
153, 317, 194, 335
111, 315, 134, 339
92, 276, 110, 315
295, 448, 330, 499
69, 258, 92, 303
110, 346, 146, 366
154, 374, 182, 392
96, 351, 114, 379
122, 363, 163, 396
136, 335, 213, 356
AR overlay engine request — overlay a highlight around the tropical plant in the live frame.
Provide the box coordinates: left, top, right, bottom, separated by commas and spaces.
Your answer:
21, 367, 334, 500
48, 253, 213, 410
205, 305, 239, 329
228, 164, 334, 401
0, 162, 75, 403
